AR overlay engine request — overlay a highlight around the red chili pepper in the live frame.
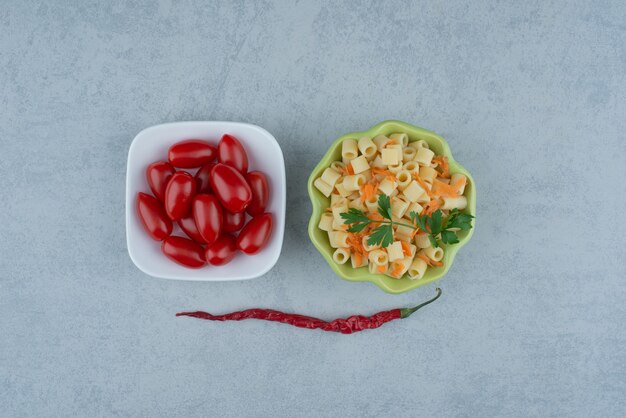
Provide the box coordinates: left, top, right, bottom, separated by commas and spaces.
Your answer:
177, 288, 441, 334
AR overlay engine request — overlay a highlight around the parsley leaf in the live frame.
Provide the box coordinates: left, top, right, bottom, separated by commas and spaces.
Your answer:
338, 190, 473, 250
426, 209, 443, 235
445, 211, 474, 230
368, 224, 394, 248
377, 194, 392, 220
440, 230, 460, 245
410, 211, 427, 231
340, 208, 370, 232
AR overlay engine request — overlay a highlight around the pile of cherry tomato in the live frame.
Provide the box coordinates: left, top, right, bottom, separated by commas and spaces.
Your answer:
136, 134, 272, 268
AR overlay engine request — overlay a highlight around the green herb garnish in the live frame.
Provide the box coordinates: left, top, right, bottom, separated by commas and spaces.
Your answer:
340, 195, 473, 248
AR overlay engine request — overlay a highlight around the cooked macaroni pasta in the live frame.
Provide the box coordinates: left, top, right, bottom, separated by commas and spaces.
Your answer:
313, 132, 471, 280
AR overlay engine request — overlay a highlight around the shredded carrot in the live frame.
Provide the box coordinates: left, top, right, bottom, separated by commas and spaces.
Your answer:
451, 176, 467, 193
432, 156, 450, 178
417, 253, 430, 264
385, 138, 396, 146
359, 182, 379, 203
432, 179, 459, 198
368, 212, 384, 222
391, 263, 404, 277
345, 163, 354, 175
354, 252, 363, 266
346, 233, 366, 256
418, 252, 443, 268
401, 241, 411, 256
372, 167, 394, 177
339, 224, 349, 231
412, 174, 434, 198
421, 199, 441, 216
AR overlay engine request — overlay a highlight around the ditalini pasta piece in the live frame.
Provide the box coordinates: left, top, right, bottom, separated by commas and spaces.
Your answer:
401, 180, 426, 202
334, 182, 351, 197
342, 139, 358, 160
372, 135, 390, 151
331, 218, 344, 230
415, 147, 435, 165
396, 170, 412, 190
403, 161, 419, 174
318, 212, 334, 231
395, 224, 414, 242
368, 249, 388, 266
416, 191, 431, 204
387, 255, 412, 279
342, 174, 366, 192
330, 161, 345, 173
408, 139, 429, 150
388, 161, 403, 174
348, 198, 366, 212
357, 136, 377, 159
419, 166, 438, 184
391, 196, 410, 218
386, 241, 404, 262
371, 155, 385, 168
378, 177, 397, 196
402, 147, 416, 162
350, 253, 368, 268
441, 196, 467, 210
450, 173, 467, 194
350, 155, 370, 174
381, 148, 400, 166
389, 133, 409, 147
369, 260, 387, 275
424, 246, 444, 262
321, 168, 341, 187
414, 233, 432, 249
328, 230, 349, 248
330, 194, 346, 206
407, 258, 428, 280
332, 206, 347, 224
406, 202, 423, 218
314, 178, 332, 197
333, 248, 350, 264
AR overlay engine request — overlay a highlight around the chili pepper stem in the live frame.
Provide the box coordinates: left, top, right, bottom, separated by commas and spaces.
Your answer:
399, 288, 442, 318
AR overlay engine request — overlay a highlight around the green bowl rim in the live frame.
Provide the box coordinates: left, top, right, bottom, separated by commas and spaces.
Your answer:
307, 120, 476, 294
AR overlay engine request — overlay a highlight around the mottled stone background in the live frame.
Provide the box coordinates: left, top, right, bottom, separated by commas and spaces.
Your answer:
1, 1, 624, 417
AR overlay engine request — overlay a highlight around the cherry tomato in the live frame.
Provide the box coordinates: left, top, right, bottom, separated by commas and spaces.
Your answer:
165, 171, 196, 220
209, 163, 252, 213
146, 161, 175, 202
192, 194, 223, 246
136, 192, 172, 240
236, 213, 272, 255
168, 140, 216, 168
223, 211, 245, 232
245, 171, 269, 216
205, 234, 238, 266
161, 236, 206, 268
178, 213, 206, 244
218, 134, 248, 173
194, 162, 215, 194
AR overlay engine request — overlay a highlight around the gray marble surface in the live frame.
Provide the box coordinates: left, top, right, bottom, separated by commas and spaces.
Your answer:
1, 1, 625, 417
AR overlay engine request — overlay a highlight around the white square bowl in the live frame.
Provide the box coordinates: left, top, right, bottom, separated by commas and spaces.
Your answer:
126, 121, 286, 280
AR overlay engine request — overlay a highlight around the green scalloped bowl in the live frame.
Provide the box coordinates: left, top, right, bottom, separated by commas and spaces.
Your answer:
307, 120, 476, 294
